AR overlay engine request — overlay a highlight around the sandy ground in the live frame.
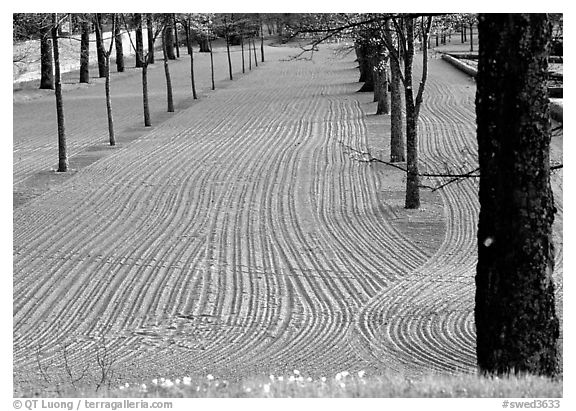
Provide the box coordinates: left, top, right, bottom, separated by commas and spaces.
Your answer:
13, 41, 563, 393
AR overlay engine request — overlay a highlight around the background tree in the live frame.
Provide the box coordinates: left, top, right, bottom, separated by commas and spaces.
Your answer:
51, 13, 68, 172
475, 13, 560, 377
146, 14, 155, 64
94, 13, 106, 78
40, 23, 54, 89
134, 13, 144, 68
161, 14, 175, 113
114, 15, 125, 72
94, 13, 117, 145
384, 19, 404, 162
79, 18, 90, 83
181, 14, 198, 99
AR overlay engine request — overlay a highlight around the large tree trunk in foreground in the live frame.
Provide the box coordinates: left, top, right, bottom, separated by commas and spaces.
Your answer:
52, 14, 67, 172
79, 21, 90, 83
475, 13, 560, 377
40, 28, 54, 89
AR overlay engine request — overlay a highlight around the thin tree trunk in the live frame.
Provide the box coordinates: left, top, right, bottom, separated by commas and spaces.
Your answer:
253, 38, 258, 67
241, 35, 245, 73
104, 55, 115, 145
209, 37, 215, 90
162, 25, 174, 113
52, 14, 67, 172
80, 21, 90, 83
173, 14, 180, 58
40, 28, 54, 89
248, 37, 252, 70
135, 13, 144, 68
470, 22, 474, 52
404, 17, 419, 209
475, 13, 559, 377
94, 14, 106, 78
389, 54, 404, 162
114, 16, 125, 72
147, 14, 155, 64
142, 62, 151, 126
358, 43, 374, 92
260, 18, 265, 62
225, 20, 233, 80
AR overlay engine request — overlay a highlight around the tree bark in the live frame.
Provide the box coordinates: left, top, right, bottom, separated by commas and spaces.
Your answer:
403, 17, 419, 209
209, 37, 215, 90
141, 63, 151, 126
475, 13, 560, 377
79, 21, 90, 83
173, 14, 180, 58
241, 35, 245, 73
385, 20, 405, 162
114, 16, 125, 72
470, 22, 474, 52
40, 27, 54, 89
147, 14, 155, 64
375, 54, 390, 115
198, 37, 211, 52
52, 14, 67, 172
135, 13, 144, 68
165, 17, 176, 60
104, 55, 115, 145
253, 38, 258, 67
94, 14, 106, 78
260, 17, 265, 62
186, 25, 197, 100
357, 42, 374, 92
162, 25, 174, 113
225, 18, 233, 80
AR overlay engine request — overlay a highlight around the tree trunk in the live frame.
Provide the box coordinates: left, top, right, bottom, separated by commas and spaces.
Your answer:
52, 14, 67, 172
389, 54, 404, 162
80, 21, 90, 83
198, 37, 211, 52
165, 17, 176, 60
162, 26, 174, 113
358, 43, 374, 92
470, 22, 474, 52
355, 42, 366, 82
260, 18, 265, 62
95, 14, 106, 78
475, 13, 560, 377
209, 37, 215, 90
135, 13, 144, 68
375, 55, 390, 115
225, 23, 233, 80
147, 14, 155, 64
403, 17, 419, 209
141, 62, 151, 126
173, 14, 180, 58
248, 37, 252, 70
104, 55, 115, 145
40, 28, 54, 89
253, 38, 258, 67
114, 16, 125, 72
241, 35, 245, 73
187, 28, 197, 100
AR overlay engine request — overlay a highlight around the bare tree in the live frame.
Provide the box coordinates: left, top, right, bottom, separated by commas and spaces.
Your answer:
94, 13, 117, 145
52, 13, 68, 172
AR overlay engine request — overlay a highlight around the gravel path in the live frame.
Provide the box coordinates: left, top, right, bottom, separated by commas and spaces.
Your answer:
13, 44, 563, 390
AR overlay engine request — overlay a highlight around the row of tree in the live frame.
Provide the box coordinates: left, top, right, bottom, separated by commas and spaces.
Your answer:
13, 13, 273, 172
13, 13, 562, 379
286, 13, 562, 378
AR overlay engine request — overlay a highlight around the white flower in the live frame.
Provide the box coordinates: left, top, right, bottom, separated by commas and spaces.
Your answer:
278, 376, 284, 382
245, 387, 252, 393
183, 376, 192, 385
161, 379, 174, 388
321, 377, 327, 383
306, 377, 312, 382
152, 378, 158, 385
175, 378, 181, 385
207, 374, 214, 381
140, 384, 147, 391
269, 375, 275, 381
125, 382, 130, 388
288, 375, 296, 382
358, 370, 366, 378
263, 383, 270, 393
293, 369, 300, 375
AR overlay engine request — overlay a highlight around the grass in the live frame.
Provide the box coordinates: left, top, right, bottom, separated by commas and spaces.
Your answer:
17, 370, 562, 398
